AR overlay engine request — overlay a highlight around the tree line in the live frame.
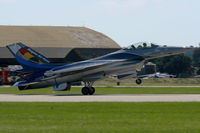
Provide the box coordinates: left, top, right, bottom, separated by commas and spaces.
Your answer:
150, 48, 200, 77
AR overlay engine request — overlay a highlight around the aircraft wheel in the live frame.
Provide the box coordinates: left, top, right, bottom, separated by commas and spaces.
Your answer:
81, 87, 89, 95
88, 87, 95, 95
136, 78, 142, 85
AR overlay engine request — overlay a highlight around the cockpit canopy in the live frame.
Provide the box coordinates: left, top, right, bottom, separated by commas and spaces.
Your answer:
125, 42, 159, 50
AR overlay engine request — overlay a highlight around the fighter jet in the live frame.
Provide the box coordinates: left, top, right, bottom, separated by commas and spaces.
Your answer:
6, 42, 192, 95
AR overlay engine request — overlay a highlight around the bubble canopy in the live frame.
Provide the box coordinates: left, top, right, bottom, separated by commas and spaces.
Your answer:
124, 42, 159, 50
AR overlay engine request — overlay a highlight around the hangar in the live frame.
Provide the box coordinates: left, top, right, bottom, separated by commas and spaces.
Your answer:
0, 26, 120, 66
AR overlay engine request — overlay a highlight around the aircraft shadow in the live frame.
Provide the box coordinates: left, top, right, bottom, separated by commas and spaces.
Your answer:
16, 94, 103, 96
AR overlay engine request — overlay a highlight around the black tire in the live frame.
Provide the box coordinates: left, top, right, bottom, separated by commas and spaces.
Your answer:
88, 87, 95, 95
136, 79, 142, 85
81, 87, 89, 95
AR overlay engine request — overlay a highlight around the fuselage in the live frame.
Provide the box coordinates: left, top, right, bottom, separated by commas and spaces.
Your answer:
30, 50, 145, 89
17, 42, 193, 89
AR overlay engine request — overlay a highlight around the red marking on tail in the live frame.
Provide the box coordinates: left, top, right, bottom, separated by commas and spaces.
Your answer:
19, 48, 28, 55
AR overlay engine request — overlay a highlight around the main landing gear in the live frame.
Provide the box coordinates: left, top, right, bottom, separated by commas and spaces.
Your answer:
81, 82, 95, 95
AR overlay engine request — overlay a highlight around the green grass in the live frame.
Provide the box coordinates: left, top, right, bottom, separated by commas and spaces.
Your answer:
0, 102, 200, 133
97, 78, 200, 86
1, 78, 200, 95
1, 86, 200, 95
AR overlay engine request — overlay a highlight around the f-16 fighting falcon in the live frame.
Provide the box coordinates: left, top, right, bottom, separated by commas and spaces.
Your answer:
7, 42, 192, 95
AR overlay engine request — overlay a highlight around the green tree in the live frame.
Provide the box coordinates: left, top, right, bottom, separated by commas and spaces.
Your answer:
164, 54, 193, 76
150, 54, 194, 77
193, 48, 200, 66
196, 68, 200, 75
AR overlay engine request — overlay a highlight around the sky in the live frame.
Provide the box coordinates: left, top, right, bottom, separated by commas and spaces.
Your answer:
0, 0, 199, 47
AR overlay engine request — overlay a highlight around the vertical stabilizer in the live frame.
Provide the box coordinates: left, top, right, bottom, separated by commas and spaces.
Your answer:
6, 42, 55, 70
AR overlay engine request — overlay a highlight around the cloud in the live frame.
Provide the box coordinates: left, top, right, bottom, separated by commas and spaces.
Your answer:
99, 0, 164, 9
99, 0, 147, 8
0, 0, 16, 3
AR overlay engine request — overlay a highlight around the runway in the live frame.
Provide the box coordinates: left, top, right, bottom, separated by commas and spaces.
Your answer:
0, 94, 200, 102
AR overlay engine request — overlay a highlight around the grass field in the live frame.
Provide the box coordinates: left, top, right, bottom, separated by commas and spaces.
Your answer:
0, 102, 199, 133
1, 86, 200, 95
0, 79, 199, 133
97, 78, 200, 86
1, 78, 200, 95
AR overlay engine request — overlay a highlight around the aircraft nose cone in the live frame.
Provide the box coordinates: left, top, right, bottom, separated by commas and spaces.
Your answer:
163, 46, 194, 56
173, 47, 194, 53
143, 46, 195, 60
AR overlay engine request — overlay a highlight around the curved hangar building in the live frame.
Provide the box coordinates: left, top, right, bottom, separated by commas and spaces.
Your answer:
0, 26, 120, 66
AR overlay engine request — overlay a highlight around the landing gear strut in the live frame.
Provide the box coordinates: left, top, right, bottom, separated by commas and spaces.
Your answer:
81, 82, 95, 95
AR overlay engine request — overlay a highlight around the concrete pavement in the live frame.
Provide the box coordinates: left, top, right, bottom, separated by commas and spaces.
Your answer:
0, 94, 200, 102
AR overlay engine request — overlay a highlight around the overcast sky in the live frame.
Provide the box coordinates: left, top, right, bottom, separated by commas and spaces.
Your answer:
0, 0, 199, 47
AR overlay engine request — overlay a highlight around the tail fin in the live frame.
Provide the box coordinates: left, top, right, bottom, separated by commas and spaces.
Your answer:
7, 42, 54, 71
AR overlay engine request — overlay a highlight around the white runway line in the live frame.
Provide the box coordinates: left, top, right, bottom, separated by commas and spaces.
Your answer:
0, 94, 200, 102
77, 86, 200, 88
113, 86, 200, 88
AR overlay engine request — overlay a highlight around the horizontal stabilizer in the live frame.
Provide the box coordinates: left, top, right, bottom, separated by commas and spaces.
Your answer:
13, 81, 39, 87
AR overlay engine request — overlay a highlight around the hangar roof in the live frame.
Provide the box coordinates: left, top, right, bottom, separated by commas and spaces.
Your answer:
0, 47, 72, 58
0, 26, 120, 48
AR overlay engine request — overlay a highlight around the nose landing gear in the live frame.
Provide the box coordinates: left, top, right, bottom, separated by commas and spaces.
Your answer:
81, 82, 95, 95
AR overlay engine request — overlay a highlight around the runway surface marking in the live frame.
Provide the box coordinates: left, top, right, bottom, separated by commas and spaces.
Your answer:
0, 94, 200, 102
84, 86, 200, 88
2, 86, 200, 88
113, 86, 200, 88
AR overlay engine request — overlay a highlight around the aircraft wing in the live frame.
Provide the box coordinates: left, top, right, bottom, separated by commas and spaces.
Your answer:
14, 59, 126, 86
13, 81, 39, 86
44, 60, 125, 80
44, 60, 120, 77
